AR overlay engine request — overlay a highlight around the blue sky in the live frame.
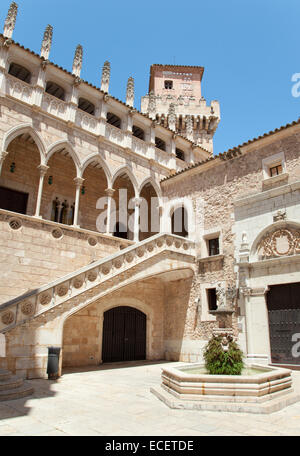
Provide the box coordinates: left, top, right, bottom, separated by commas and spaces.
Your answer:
1, 0, 299, 155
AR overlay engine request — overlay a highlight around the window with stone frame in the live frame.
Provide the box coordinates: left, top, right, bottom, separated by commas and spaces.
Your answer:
46, 81, 65, 100
107, 112, 121, 129
269, 163, 283, 177
8, 62, 31, 84
208, 237, 220, 256
164, 80, 173, 89
207, 288, 217, 311
155, 137, 166, 151
78, 97, 95, 115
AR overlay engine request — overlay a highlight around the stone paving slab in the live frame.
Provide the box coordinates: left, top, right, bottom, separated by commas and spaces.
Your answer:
0, 360, 300, 436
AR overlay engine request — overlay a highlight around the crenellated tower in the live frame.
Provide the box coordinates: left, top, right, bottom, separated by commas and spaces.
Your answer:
141, 64, 220, 153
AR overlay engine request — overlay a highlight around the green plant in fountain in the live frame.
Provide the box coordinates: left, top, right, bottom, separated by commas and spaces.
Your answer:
203, 335, 244, 375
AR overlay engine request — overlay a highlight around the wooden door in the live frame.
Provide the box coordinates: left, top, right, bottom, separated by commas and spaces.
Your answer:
102, 306, 146, 362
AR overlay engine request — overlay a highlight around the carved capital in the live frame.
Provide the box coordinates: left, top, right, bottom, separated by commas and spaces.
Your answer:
37, 164, 49, 176
105, 188, 115, 198
74, 177, 85, 188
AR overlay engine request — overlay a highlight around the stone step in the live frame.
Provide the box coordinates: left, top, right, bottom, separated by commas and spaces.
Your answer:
0, 375, 23, 391
0, 369, 11, 381
0, 382, 34, 402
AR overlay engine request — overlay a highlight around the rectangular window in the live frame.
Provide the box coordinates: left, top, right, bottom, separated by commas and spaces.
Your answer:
269, 164, 282, 177
208, 238, 219, 256
207, 289, 217, 311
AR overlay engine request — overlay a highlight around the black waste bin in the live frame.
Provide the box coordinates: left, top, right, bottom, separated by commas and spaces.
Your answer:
47, 346, 61, 380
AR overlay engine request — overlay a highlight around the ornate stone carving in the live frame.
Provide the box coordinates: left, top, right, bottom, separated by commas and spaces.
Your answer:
1, 310, 15, 325
73, 278, 83, 289
52, 228, 63, 239
148, 91, 156, 119
87, 271, 97, 282
57, 285, 68, 297
102, 265, 111, 275
39, 293, 51, 306
40, 24, 53, 60
101, 61, 110, 92
126, 77, 134, 107
3, 2, 18, 39
186, 115, 193, 140
137, 248, 144, 257
273, 210, 287, 222
216, 283, 226, 308
88, 236, 97, 247
226, 286, 237, 307
9, 217, 22, 230
147, 243, 154, 252
168, 103, 176, 131
72, 44, 83, 77
125, 253, 134, 263
257, 228, 300, 259
114, 258, 123, 268
21, 301, 35, 316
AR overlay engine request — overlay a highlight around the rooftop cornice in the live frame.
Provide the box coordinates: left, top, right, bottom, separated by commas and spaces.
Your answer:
161, 117, 300, 183
0, 33, 209, 157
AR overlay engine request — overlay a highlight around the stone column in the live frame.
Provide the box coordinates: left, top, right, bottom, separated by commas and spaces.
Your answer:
133, 197, 142, 242
73, 177, 85, 228
105, 188, 115, 235
0, 151, 8, 175
34, 164, 49, 218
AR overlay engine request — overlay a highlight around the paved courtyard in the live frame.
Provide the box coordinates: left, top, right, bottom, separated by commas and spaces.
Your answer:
0, 361, 300, 436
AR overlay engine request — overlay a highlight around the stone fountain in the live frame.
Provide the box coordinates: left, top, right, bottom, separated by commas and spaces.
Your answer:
151, 283, 300, 413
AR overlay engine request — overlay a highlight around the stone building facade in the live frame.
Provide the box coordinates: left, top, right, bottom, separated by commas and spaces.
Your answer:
0, 3, 299, 380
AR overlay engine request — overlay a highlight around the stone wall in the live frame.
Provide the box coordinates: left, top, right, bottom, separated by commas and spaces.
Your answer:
161, 127, 300, 355
0, 211, 128, 304
62, 277, 165, 367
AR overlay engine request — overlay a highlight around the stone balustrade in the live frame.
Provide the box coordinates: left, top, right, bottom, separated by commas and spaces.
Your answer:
0, 233, 195, 333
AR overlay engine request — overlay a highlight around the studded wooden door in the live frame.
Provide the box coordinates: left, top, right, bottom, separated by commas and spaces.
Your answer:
102, 306, 146, 362
267, 283, 300, 365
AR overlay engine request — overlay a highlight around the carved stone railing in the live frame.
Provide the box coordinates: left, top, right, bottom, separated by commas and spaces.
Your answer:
105, 123, 125, 147
75, 109, 98, 134
41, 92, 68, 120
0, 233, 195, 333
6, 74, 33, 105
132, 136, 149, 158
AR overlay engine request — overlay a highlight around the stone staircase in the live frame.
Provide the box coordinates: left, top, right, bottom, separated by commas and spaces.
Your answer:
0, 368, 33, 401
0, 233, 196, 334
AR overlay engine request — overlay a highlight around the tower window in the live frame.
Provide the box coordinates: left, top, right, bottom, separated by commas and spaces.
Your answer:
8, 63, 31, 83
269, 164, 283, 177
164, 80, 173, 89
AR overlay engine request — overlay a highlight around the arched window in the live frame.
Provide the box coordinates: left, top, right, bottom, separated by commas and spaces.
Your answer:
8, 62, 31, 83
132, 125, 145, 140
155, 137, 166, 151
78, 98, 95, 115
107, 112, 121, 129
46, 81, 65, 100
171, 206, 188, 238
175, 148, 185, 161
